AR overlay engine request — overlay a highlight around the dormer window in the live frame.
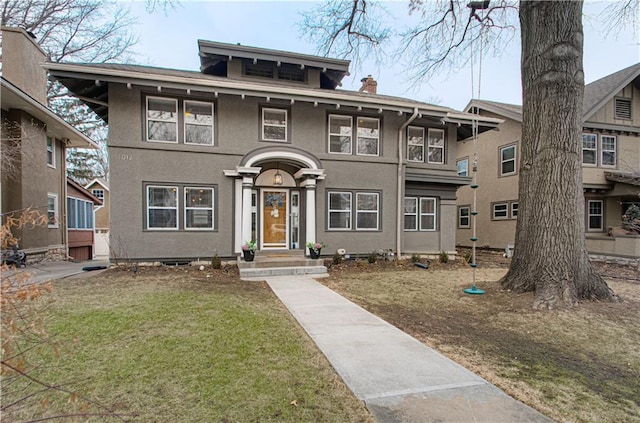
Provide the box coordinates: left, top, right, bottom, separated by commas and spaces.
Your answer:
243, 61, 305, 82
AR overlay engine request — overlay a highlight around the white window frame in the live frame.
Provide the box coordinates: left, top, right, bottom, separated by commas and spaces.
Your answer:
582, 134, 597, 166
67, 197, 94, 230
261, 108, 288, 142
510, 202, 519, 219
46, 135, 55, 168
91, 189, 105, 201
184, 187, 215, 230
328, 115, 353, 155
407, 126, 425, 162
328, 191, 352, 230
403, 197, 418, 231
356, 117, 380, 157
146, 96, 178, 143
147, 185, 179, 230
458, 206, 470, 228
457, 158, 469, 176
587, 200, 604, 232
492, 202, 509, 220
355, 192, 379, 230
184, 100, 214, 146
419, 197, 437, 231
47, 193, 58, 228
600, 135, 616, 168
427, 128, 445, 164
500, 144, 517, 176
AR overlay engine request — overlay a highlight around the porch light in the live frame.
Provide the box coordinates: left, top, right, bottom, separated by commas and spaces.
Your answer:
273, 166, 283, 186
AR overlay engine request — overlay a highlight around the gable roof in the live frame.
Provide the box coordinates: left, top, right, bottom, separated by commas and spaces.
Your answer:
67, 178, 103, 205
85, 178, 109, 191
465, 63, 640, 123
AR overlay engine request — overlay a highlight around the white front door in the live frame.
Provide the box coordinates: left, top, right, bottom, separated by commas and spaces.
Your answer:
261, 189, 289, 249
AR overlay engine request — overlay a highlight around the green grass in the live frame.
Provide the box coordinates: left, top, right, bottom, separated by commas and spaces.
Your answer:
3, 268, 372, 422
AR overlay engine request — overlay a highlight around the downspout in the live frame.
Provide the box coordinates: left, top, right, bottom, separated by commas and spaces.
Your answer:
62, 139, 69, 260
397, 107, 419, 258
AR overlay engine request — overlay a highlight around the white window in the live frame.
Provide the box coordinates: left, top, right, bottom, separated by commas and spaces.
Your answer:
262, 108, 287, 142
458, 206, 470, 228
615, 98, 632, 120
328, 115, 352, 154
47, 194, 58, 228
500, 145, 516, 176
184, 100, 214, 145
147, 97, 178, 142
147, 186, 178, 230
587, 200, 603, 231
427, 129, 445, 164
601, 135, 616, 167
356, 117, 380, 156
582, 134, 597, 166
493, 202, 509, 220
403, 198, 418, 231
457, 158, 469, 176
420, 198, 437, 231
184, 187, 214, 230
46, 136, 55, 168
511, 202, 519, 219
407, 126, 424, 162
356, 192, 379, 230
67, 197, 94, 230
91, 189, 105, 201
328, 192, 351, 229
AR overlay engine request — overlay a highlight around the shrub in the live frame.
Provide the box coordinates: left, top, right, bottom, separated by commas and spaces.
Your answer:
211, 254, 221, 269
367, 251, 377, 264
411, 253, 421, 263
462, 250, 473, 263
332, 252, 343, 265
439, 250, 449, 263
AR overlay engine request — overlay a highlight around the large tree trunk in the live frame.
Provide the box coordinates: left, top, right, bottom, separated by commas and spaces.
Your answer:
500, 0, 617, 309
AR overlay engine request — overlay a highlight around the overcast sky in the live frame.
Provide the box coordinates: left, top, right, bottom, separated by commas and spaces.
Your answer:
125, 0, 639, 110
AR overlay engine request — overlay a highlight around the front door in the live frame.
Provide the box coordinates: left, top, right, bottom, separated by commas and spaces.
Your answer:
261, 189, 288, 249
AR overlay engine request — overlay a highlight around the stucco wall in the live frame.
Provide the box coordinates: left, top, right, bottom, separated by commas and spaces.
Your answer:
1, 27, 48, 104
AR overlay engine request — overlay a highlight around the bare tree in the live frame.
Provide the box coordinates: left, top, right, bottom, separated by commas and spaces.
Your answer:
301, 0, 624, 308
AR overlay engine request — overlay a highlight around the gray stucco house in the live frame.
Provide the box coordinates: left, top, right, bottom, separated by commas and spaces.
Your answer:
46, 39, 500, 262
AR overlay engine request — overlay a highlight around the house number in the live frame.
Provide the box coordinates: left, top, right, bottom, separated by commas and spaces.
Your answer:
120, 154, 132, 161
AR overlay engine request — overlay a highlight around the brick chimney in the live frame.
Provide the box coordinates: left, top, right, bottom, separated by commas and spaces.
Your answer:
359, 75, 377, 94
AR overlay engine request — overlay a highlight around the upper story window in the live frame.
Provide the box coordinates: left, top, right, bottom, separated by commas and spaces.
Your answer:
91, 189, 105, 201
262, 108, 288, 142
457, 158, 469, 176
328, 115, 380, 156
427, 129, 445, 164
244, 62, 305, 83
407, 126, 424, 162
582, 133, 616, 168
614, 98, 632, 120
46, 135, 55, 168
407, 127, 445, 164
500, 144, 517, 176
146, 96, 214, 145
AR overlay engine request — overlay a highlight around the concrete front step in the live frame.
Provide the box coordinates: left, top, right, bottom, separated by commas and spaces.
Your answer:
240, 265, 328, 279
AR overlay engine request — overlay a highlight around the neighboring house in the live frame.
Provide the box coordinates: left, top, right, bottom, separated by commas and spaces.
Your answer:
45, 39, 501, 262
456, 63, 640, 262
85, 178, 110, 257
66, 178, 102, 261
1, 26, 98, 260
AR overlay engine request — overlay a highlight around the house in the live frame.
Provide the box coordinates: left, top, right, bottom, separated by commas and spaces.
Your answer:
456, 63, 640, 263
1, 26, 98, 261
45, 39, 501, 263
85, 178, 110, 257
66, 178, 102, 261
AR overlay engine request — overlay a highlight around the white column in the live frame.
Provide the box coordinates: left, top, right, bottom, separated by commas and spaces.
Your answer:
301, 178, 317, 256
241, 176, 254, 245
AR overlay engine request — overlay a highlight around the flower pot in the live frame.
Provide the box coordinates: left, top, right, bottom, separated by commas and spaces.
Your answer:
243, 250, 255, 262
309, 248, 321, 259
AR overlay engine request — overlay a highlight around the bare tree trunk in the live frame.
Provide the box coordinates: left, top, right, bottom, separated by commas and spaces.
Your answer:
500, 0, 617, 308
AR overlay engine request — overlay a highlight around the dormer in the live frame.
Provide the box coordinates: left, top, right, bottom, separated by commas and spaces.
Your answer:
198, 40, 350, 90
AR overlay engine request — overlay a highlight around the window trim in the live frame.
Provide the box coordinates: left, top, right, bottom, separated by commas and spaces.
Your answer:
183, 100, 214, 146
419, 197, 437, 231
458, 205, 470, 228
600, 135, 617, 168
146, 96, 178, 143
355, 192, 380, 231
327, 191, 352, 230
457, 158, 469, 177
499, 144, 517, 176
46, 135, 55, 168
146, 185, 179, 231
403, 197, 418, 231
510, 202, 519, 219
67, 196, 95, 230
356, 117, 380, 157
47, 193, 58, 228
587, 199, 604, 232
261, 107, 288, 142
328, 115, 353, 155
407, 126, 425, 163
492, 202, 509, 220
184, 186, 215, 231
91, 189, 105, 201
427, 128, 445, 164
582, 133, 597, 167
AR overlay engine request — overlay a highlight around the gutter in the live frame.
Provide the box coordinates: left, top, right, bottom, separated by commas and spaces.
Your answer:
397, 108, 420, 258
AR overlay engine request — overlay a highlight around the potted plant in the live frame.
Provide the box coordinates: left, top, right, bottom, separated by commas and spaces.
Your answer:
306, 241, 326, 259
242, 240, 257, 262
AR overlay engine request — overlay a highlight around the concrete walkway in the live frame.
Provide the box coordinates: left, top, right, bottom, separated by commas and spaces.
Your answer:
264, 275, 552, 423
4, 259, 110, 284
